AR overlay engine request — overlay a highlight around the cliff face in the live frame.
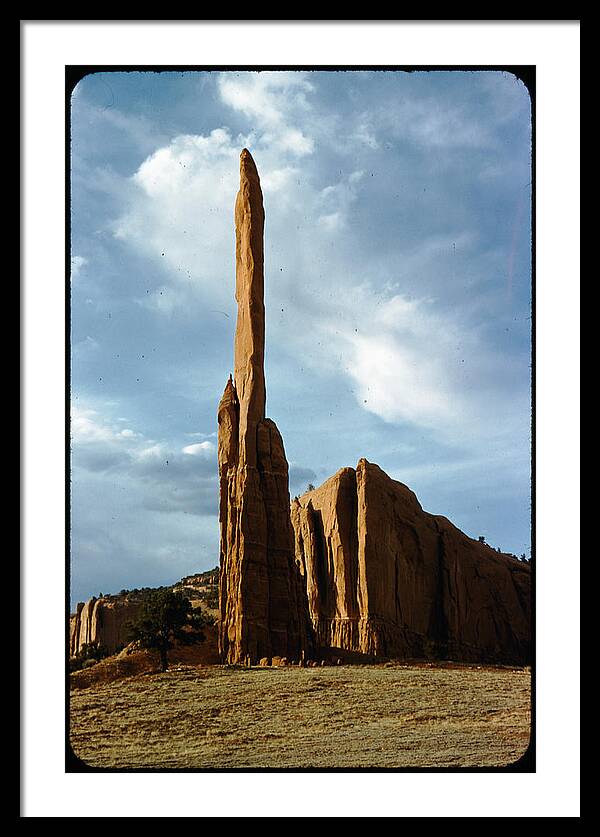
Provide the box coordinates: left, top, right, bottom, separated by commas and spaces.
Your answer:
291, 459, 531, 665
218, 150, 311, 664
70, 597, 142, 657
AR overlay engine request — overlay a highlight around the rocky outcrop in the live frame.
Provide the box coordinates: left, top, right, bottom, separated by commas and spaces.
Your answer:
70, 597, 142, 657
69, 602, 84, 655
218, 149, 311, 664
215, 150, 529, 667
291, 459, 531, 665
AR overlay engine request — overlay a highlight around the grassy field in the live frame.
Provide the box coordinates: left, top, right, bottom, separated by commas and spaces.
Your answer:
70, 662, 530, 769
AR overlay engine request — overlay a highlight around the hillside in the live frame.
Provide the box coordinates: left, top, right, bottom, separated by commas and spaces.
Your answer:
70, 567, 219, 658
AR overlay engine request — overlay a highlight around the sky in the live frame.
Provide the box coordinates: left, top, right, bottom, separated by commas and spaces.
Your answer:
70, 69, 532, 607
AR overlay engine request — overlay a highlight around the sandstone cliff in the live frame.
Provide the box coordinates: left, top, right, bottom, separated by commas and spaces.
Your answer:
70, 596, 142, 657
218, 150, 311, 664
291, 459, 530, 665
70, 569, 220, 659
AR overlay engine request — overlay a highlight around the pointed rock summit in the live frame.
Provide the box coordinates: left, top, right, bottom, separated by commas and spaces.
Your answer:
218, 150, 311, 664
234, 149, 266, 469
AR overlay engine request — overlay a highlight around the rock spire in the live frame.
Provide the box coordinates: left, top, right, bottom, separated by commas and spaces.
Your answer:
218, 150, 311, 664
216, 151, 529, 668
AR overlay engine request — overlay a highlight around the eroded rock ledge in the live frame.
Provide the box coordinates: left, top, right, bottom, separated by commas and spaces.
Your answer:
291, 459, 531, 665
70, 597, 142, 657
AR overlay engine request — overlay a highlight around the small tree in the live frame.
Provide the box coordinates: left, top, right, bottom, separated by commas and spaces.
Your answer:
127, 589, 206, 672
307, 482, 316, 492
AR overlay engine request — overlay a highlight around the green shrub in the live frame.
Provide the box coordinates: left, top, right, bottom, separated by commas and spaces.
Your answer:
69, 641, 110, 673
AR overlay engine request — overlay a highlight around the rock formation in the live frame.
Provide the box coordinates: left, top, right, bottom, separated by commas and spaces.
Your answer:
70, 569, 221, 659
291, 459, 531, 665
217, 149, 311, 664
70, 596, 142, 657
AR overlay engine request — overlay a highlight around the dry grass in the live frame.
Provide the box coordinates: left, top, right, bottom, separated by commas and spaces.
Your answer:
70, 663, 531, 769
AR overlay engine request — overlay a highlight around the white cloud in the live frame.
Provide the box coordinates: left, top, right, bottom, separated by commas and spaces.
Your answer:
260, 166, 298, 194
218, 72, 315, 158
294, 278, 529, 453
218, 71, 313, 124
133, 128, 235, 197
71, 405, 120, 443
135, 442, 166, 461
275, 127, 314, 156
312, 290, 462, 430
113, 127, 248, 308
347, 330, 456, 427
182, 441, 216, 457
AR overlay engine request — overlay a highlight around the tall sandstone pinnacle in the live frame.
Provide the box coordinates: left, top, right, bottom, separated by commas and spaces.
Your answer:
218, 150, 311, 664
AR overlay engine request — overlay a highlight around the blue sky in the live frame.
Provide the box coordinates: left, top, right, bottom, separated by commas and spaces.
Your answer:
70, 69, 532, 607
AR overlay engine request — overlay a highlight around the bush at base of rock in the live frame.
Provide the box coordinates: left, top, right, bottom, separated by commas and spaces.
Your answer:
69, 641, 110, 673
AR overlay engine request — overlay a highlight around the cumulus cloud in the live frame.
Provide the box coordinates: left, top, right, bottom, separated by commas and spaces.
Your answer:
72, 405, 122, 444
218, 71, 315, 156
113, 128, 242, 304
313, 281, 530, 449
182, 441, 216, 456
